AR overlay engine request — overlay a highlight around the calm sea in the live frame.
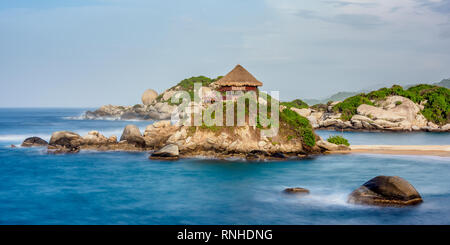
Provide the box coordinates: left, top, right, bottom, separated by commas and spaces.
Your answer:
0, 108, 449, 224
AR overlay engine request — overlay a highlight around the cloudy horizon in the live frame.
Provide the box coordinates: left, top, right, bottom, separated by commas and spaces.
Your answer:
1, 0, 449, 107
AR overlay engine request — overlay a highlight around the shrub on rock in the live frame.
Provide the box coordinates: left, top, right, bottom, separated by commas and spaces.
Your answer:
326, 135, 350, 146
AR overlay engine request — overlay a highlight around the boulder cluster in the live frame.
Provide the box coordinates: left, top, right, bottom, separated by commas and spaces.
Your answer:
21, 117, 349, 159
298, 96, 449, 132
83, 103, 177, 121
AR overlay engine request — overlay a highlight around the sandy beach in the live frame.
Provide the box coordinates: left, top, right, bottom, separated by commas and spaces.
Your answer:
340, 145, 450, 157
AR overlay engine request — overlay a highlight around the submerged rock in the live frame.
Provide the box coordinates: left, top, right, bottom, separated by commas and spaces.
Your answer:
348, 176, 423, 206
21, 137, 48, 147
150, 144, 179, 160
245, 153, 260, 161
270, 152, 287, 159
246, 150, 270, 161
284, 187, 310, 194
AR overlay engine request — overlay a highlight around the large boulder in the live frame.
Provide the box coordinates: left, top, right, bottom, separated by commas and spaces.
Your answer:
348, 176, 423, 206
150, 144, 179, 160
143, 120, 180, 148
48, 131, 83, 153
351, 115, 373, 123
316, 139, 349, 151
120, 125, 142, 141
21, 137, 48, 147
354, 96, 428, 130
49, 131, 83, 146
120, 125, 145, 148
306, 115, 319, 128
441, 124, 450, 131
142, 89, 158, 105
357, 104, 406, 122
82, 131, 108, 145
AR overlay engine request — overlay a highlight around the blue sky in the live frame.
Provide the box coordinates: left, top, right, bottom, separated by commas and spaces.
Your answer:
1, 0, 449, 107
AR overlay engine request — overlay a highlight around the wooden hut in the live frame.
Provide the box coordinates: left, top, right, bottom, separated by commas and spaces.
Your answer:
215, 65, 263, 93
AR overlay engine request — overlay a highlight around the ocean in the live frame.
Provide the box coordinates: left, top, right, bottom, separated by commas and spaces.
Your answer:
0, 108, 449, 224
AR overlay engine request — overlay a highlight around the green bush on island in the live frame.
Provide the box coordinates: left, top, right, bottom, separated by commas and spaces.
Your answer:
327, 135, 350, 146
332, 94, 374, 121
332, 84, 450, 125
280, 99, 309, 109
157, 75, 223, 102
279, 108, 315, 147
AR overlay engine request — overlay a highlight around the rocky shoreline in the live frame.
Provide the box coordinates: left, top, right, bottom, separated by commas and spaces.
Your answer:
19, 119, 348, 160
84, 93, 449, 132
293, 96, 449, 132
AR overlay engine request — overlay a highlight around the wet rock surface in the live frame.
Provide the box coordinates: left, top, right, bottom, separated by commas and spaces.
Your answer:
150, 144, 180, 160
284, 187, 310, 194
348, 176, 423, 206
21, 137, 48, 147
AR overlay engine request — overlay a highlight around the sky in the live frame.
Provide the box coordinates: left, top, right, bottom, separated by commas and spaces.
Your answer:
0, 0, 449, 107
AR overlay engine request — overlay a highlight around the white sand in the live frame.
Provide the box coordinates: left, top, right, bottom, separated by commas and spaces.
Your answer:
347, 145, 450, 157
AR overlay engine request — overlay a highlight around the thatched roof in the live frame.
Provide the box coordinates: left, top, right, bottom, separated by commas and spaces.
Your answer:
215, 65, 263, 87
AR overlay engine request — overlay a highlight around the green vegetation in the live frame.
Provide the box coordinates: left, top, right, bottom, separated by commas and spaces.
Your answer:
332, 94, 374, 121
279, 108, 315, 147
177, 76, 215, 90
281, 99, 309, 109
157, 75, 223, 102
332, 84, 450, 125
395, 101, 402, 106
327, 135, 350, 146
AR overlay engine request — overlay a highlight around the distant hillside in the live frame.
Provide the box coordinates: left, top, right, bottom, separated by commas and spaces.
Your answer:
435, 78, 450, 88
304, 91, 360, 105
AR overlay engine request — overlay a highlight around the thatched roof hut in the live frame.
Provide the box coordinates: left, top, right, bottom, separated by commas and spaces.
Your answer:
215, 65, 263, 87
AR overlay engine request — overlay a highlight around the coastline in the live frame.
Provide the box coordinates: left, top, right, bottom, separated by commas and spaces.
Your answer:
329, 145, 450, 157
315, 127, 450, 133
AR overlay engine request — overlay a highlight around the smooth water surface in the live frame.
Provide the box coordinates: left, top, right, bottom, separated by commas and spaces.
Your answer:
0, 108, 449, 224
315, 129, 450, 145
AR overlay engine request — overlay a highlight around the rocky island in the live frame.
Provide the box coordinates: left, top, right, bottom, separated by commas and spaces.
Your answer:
20, 65, 450, 161
284, 84, 450, 132
23, 65, 350, 160
84, 78, 449, 133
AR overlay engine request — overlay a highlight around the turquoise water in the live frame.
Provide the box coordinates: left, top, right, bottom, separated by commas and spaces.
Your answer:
0, 108, 449, 224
